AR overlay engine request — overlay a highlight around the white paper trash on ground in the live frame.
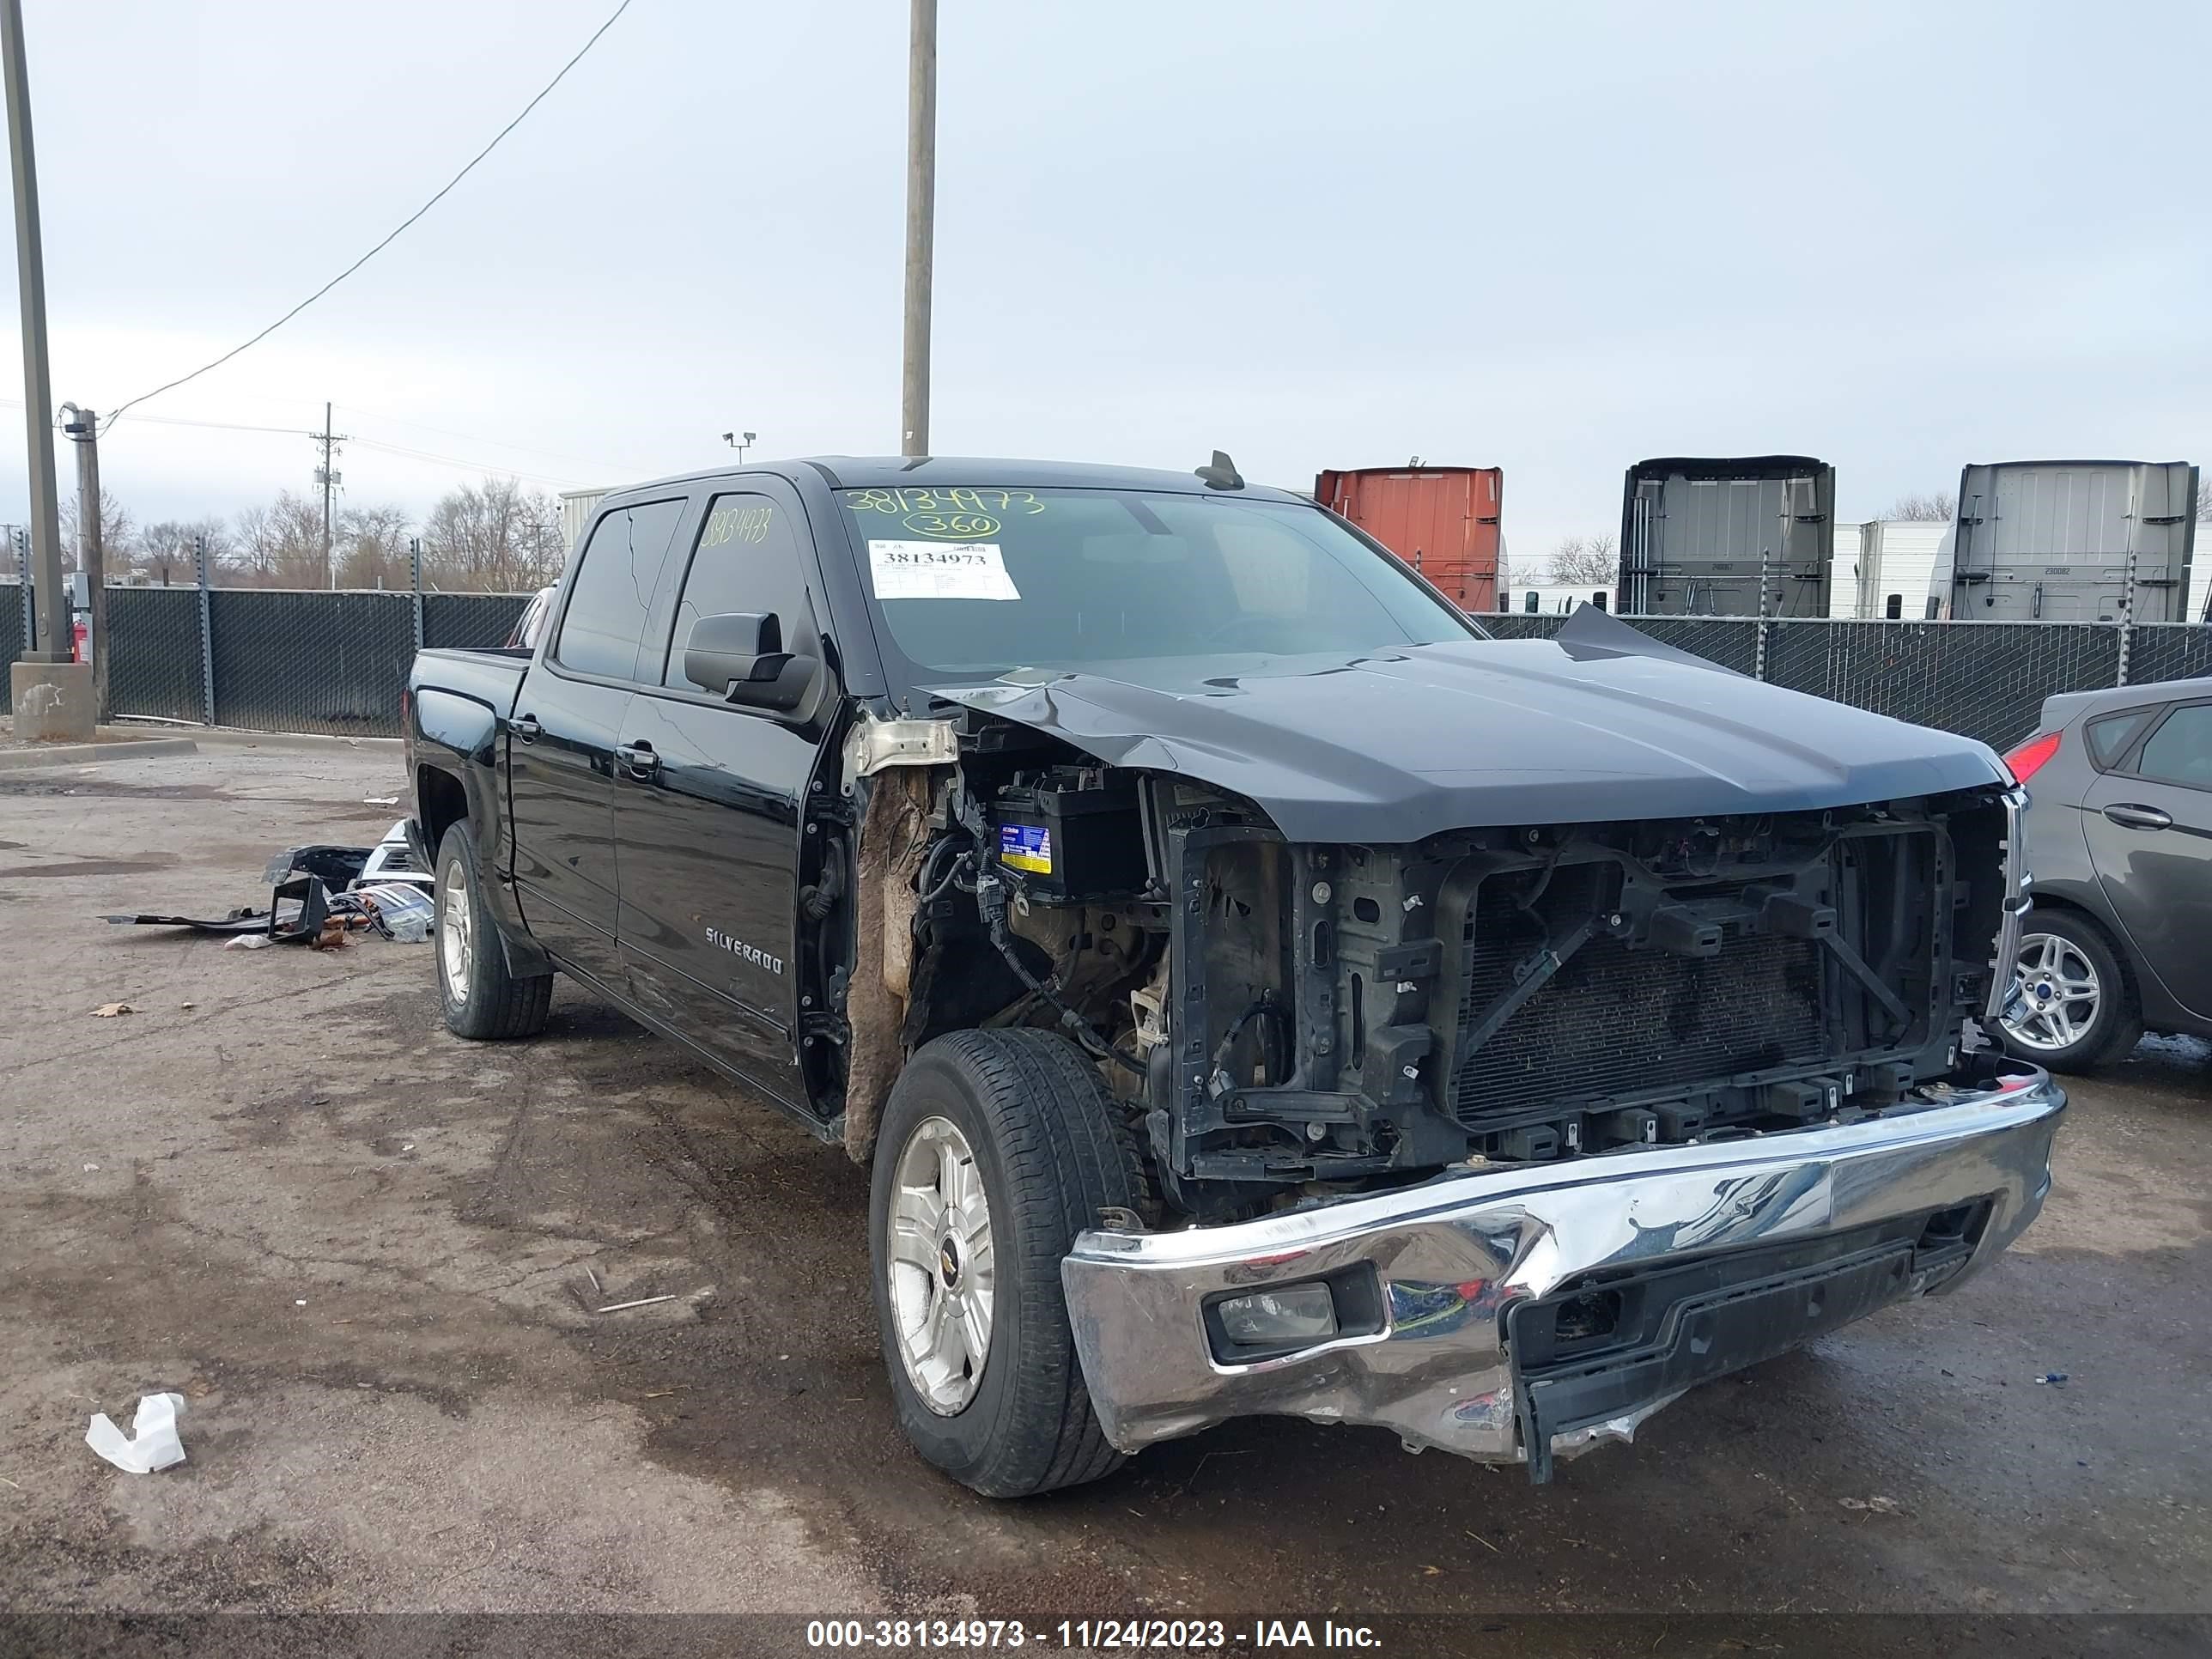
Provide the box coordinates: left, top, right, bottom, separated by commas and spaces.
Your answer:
86, 1392, 187, 1473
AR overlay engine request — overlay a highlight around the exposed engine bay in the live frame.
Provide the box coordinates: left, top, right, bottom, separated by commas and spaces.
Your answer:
830, 704, 2016, 1225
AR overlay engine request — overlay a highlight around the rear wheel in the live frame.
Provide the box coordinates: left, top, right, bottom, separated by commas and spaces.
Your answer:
1999, 910, 2139, 1072
870, 1028, 1142, 1498
434, 823, 553, 1040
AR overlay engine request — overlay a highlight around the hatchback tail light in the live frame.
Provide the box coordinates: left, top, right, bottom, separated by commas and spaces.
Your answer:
2004, 730, 2062, 784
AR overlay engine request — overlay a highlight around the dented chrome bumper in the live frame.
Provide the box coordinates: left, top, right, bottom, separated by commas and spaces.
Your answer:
1062, 1066, 2063, 1480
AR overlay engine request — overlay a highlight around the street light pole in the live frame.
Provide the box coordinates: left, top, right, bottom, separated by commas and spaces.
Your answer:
1, 0, 67, 661
899, 0, 936, 458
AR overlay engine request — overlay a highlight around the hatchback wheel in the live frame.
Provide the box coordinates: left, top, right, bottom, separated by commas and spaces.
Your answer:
1999, 913, 2139, 1071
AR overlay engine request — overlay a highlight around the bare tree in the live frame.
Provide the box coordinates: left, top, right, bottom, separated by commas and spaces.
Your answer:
421, 477, 565, 592
1881, 492, 1957, 522
137, 516, 231, 586
58, 488, 135, 570
336, 503, 416, 589
2197, 483, 2211, 524
231, 491, 326, 586
1547, 532, 1618, 586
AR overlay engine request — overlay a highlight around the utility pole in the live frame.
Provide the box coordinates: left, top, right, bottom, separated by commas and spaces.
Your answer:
59, 404, 106, 721
899, 0, 936, 457
1, 0, 66, 665
313, 401, 348, 588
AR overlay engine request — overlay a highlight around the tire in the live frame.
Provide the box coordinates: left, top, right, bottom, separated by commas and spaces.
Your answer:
1998, 908, 2140, 1073
434, 822, 553, 1041
869, 1028, 1144, 1498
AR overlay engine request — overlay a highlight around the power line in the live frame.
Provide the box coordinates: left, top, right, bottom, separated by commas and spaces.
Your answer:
101, 0, 636, 431
333, 403, 637, 480
9, 393, 609, 490
2, 394, 300, 434
15, 397, 637, 477
349, 434, 592, 490
105, 411, 307, 437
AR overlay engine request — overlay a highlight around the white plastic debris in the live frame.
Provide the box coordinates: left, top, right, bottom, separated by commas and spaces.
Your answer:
86, 1392, 187, 1474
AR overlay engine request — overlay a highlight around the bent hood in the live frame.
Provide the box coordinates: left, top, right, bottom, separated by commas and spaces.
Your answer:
929, 622, 2007, 843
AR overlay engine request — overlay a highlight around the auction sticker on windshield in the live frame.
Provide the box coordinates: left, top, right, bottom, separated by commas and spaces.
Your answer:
868, 540, 1022, 601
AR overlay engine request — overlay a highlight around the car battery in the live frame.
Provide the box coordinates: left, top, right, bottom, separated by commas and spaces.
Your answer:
988, 775, 1147, 901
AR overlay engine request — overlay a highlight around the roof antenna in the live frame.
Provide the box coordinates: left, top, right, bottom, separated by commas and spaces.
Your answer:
1194, 450, 1244, 490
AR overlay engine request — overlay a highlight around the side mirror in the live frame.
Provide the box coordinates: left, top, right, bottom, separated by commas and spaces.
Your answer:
684, 611, 815, 710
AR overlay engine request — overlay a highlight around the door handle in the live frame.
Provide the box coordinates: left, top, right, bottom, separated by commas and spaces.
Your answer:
617, 740, 660, 780
511, 714, 540, 743
2103, 803, 2172, 831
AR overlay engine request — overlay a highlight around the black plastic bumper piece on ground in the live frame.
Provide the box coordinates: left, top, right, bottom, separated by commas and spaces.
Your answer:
1508, 1223, 1953, 1484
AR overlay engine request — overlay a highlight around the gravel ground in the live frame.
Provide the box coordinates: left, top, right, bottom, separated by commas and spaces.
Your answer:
0, 745, 2206, 1655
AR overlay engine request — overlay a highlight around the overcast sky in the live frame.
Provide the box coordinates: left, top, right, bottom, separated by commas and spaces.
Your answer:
2, 0, 2207, 563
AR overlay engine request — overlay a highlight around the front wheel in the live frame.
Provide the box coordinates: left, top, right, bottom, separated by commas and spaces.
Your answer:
434, 822, 553, 1041
1998, 910, 2139, 1072
870, 1029, 1143, 1498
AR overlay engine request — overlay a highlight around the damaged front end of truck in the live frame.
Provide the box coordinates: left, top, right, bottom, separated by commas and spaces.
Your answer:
827, 607, 2062, 1480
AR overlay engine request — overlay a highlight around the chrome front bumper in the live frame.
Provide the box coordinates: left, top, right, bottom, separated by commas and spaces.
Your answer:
1062, 1068, 2063, 1477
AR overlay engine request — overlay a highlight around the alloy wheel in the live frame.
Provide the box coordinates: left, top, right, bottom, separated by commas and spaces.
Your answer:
441, 855, 472, 1002
2003, 930, 2100, 1053
886, 1115, 996, 1415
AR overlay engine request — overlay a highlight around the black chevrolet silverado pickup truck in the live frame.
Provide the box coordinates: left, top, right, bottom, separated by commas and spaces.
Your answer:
405, 454, 2063, 1497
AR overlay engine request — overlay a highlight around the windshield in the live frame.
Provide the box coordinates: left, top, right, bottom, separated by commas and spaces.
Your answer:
840, 485, 1478, 681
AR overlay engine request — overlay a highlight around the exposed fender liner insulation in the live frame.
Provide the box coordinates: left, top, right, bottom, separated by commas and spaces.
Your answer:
843, 764, 935, 1163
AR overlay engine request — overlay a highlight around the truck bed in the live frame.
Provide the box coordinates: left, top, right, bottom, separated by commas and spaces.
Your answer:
410, 647, 531, 714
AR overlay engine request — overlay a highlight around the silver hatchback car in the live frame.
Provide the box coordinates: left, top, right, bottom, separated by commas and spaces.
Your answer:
2002, 676, 2212, 1068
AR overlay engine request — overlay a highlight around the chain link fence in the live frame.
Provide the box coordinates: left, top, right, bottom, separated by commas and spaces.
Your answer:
1484, 609, 2202, 750
424, 592, 532, 652
1762, 618, 2123, 749
107, 586, 207, 723
2125, 623, 2212, 690
4, 585, 532, 738
209, 591, 418, 736
0, 580, 25, 666
11, 583, 2212, 748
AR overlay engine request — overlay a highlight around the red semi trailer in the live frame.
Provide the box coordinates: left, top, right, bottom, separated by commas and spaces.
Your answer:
1314, 465, 1503, 611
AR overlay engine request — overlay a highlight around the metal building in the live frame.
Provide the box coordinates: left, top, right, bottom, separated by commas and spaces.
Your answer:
558, 488, 609, 556
1617, 456, 1836, 617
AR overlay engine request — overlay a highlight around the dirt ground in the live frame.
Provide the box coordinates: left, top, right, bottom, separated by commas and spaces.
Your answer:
2, 744, 2208, 1652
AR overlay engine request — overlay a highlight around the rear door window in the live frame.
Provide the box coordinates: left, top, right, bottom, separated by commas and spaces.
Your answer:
2134, 704, 2212, 790
552, 499, 688, 681
659, 493, 814, 691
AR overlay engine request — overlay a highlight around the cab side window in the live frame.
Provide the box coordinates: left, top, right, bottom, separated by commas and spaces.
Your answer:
660, 494, 814, 690
553, 499, 688, 681
2135, 704, 2212, 790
